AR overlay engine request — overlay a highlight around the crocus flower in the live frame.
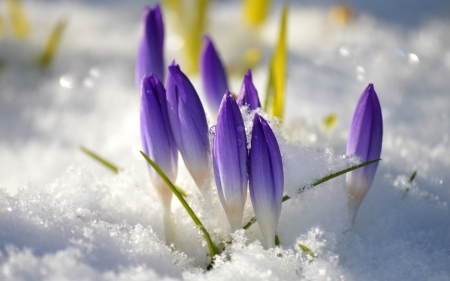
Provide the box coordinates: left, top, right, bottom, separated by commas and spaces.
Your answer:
140, 74, 178, 243
249, 113, 284, 248
166, 61, 211, 191
200, 35, 229, 116
236, 69, 261, 110
136, 5, 164, 88
346, 84, 383, 216
213, 92, 248, 231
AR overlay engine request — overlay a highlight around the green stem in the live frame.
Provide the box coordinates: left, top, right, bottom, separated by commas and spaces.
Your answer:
408, 170, 417, 183
80, 146, 120, 174
140, 151, 220, 261
243, 158, 381, 230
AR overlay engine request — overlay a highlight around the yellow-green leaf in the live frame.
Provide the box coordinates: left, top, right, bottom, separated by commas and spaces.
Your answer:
163, 0, 182, 11
242, 0, 271, 27
0, 10, 5, 36
79, 146, 120, 174
264, 4, 288, 120
298, 243, 314, 258
6, 0, 30, 39
323, 113, 338, 131
182, 0, 210, 74
38, 19, 67, 68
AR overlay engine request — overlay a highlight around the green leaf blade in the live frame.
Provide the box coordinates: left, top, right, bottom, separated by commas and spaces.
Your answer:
241, 159, 381, 230
139, 151, 219, 260
79, 146, 120, 174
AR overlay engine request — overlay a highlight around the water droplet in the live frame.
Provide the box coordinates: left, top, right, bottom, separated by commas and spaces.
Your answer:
7, 207, 12, 212
254, 135, 259, 139
59, 74, 75, 89
339, 46, 350, 57
407, 53, 420, 65
439, 179, 444, 185
355, 65, 366, 82
237, 139, 243, 147
209, 125, 216, 136
356, 65, 365, 74
236, 126, 244, 132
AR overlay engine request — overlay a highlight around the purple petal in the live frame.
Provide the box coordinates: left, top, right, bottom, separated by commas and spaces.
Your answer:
136, 4, 165, 88
166, 62, 211, 188
346, 84, 383, 211
140, 75, 178, 198
237, 69, 261, 110
200, 35, 229, 114
213, 92, 248, 231
249, 113, 284, 247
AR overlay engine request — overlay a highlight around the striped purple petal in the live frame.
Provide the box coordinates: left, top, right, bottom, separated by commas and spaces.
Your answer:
249, 113, 284, 248
200, 35, 229, 115
166, 61, 211, 190
237, 69, 261, 110
213, 92, 248, 231
346, 84, 383, 212
140, 74, 178, 203
136, 4, 165, 89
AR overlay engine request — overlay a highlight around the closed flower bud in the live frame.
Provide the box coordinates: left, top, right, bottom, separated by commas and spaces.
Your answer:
140, 74, 178, 243
237, 69, 261, 110
346, 84, 383, 216
166, 61, 211, 191
136, 5, 165, 88
249, 113, 284, 248
200, 35, 229, 117
213, 92, 248, 231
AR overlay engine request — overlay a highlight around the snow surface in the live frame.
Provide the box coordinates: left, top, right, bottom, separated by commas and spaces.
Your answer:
1, 0, 449, 280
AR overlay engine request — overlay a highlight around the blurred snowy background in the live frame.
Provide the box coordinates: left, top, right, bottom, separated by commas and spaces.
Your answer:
0, 0, 449, 280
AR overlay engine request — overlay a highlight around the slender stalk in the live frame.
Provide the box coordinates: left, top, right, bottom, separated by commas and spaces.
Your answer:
80, 146, 120, 174
408, 170, 417, 183
162, 200, 176, 245
243, 158, 381, 230
140, 151, 220, 260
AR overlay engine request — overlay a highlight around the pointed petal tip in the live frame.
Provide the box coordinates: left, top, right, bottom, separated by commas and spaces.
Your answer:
168, 62, 181, 74
254, 112, 266, 126
202, 34, 212, 44
365, 83, 376, 96
253, 112, 260, 121
154, 3, 161, 12
245, 68, 252, 78
142, 5, 150, 15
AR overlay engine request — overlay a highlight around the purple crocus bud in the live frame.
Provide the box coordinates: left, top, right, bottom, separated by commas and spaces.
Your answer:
213, 92, 248, 231
346, 84, 383, 215
166, 61, 211, 190
136, 5, 165, 88
249, 113, 284, 248
140, 74, 178, 243
236, 69, 261, 110
200, 35, 229, 116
